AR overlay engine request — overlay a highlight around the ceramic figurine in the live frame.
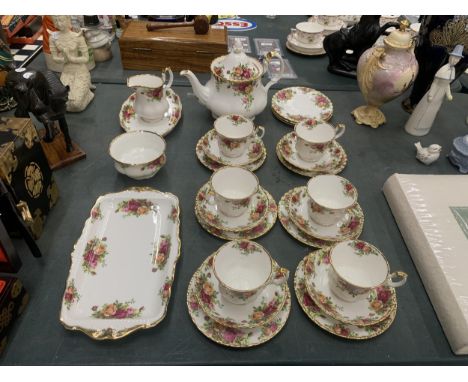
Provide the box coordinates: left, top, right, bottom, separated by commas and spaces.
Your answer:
405, 45, 464, 137
415, 142, 442, 165
402, 17, 468, 113
323, 15, 399, 78
352, 20, 418, 128
49, 15, 95, 112
448, 134, 468, 173
6, 68, 74, 152
180, 38, 284, 119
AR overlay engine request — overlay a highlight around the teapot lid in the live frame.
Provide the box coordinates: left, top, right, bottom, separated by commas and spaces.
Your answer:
384, 20, 413, 49
211, 38, 263, 82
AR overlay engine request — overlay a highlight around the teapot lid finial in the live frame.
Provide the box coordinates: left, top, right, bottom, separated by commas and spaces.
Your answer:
233, 38, 244, 53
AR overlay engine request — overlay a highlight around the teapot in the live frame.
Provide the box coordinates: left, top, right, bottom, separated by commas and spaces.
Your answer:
180, 38, 284, 119
127, 68, 173, 122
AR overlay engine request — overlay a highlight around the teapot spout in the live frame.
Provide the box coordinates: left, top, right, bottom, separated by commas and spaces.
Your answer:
180, 69, 209, 106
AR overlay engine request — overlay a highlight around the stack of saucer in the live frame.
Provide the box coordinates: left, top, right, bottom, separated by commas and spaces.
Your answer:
276, 118, 348, 177
286, 21, 326, 56
311, 16, 347, 36
196, 114, 267, 172
187, 241, 291, 348
278, 175, 364, 248
294, 244, 400, 340
195, 166, 277, 240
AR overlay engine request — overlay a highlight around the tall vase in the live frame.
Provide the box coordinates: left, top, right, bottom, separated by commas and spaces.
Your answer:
352, 21, 419, 128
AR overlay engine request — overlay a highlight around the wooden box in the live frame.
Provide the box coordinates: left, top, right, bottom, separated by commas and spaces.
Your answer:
119, 20, 227, 72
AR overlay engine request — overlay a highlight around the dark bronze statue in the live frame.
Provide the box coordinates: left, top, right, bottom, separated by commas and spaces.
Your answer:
323, 15, 400, 78
5, 69, 73, 152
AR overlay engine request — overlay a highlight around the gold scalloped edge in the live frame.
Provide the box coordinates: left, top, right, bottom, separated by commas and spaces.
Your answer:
194, 254, 288, 329
195, 135, 267, 172
59, 187, 182, 340
294, 255, 397, 340
285, 41, 326, 57
194, 185, 278, 241
187, 268, 291, 348
271, 87, 334, 125
275, 134, 348, 177
194, 183, 271, 233
119, 89, 183, 137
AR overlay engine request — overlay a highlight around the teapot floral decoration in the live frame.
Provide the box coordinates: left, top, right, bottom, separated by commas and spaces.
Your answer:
181, 38, 285, 119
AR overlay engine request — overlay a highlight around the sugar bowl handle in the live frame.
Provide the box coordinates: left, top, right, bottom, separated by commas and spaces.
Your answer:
334, 123, 346, 139
162, 67, 173, 89
386, 271, 408, 288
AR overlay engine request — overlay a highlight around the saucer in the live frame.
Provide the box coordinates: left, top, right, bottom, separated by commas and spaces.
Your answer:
196, 253, 287, 329
278, 132, 345, 172
295, 255, 396, 339
271, 87, 333, 126
119, 89, 182, 136
288, 187, 364, 242
200, 129, 264, 166
286, 40, 326, 56
278, 190, 339, 248
196, 136, 266, 172
187, 265, 291, 348
195, 188, 277, 241
195, 182, 269, 232
304, 249, 397, 327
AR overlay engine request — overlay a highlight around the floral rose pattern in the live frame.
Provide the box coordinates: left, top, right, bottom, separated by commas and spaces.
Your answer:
227, 115, 245, 125
219, 137, 242, 151
82, 237, 108, 275
315, 94, 331, 109
91, 299, 144, 319
144, 87, 163, 101
168, 205, 178, 223
232, 81, 255, 110
233, 240, 258, 255
115, 199, 154, 217
368, 285, 393, 312
304, 118, 319, 128
121, 103, 136, 123
275, 88, 294, 102
63, 279, 80, 310
197, 272, 219, 309
141, 155, 165, 172
152, 235, 172, 272
90, 204, 102, 222
248, 142, 262, 160
249, 292, 284, 323
341, 179, 355, 197
350, 240, 374, 256
159, 277, 173, 305
226, 64, 257, 81
249, 198, 267, 222
339, 216, 361, 235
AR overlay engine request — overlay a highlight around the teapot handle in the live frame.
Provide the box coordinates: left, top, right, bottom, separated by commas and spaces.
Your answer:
162, 67, 173, 89
263, 51, 284, 92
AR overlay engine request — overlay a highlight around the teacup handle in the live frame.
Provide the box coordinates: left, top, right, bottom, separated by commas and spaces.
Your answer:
162, 67, 173, 89
290, 28, 297, 38
334, 123, 346, 139
385, 271, 408, 288
270, 266, 289, 286
255, 125, 265, 139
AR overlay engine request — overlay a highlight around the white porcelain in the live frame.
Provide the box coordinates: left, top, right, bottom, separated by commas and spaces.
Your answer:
196, 252, 287, 328
295, 119, 345, 162
60, 188, 181, 339
127, 69, 173, 123
317, 15, 342, 28
180, 38, 284, 119
109, 131, 166, 180
209, 167, 259, 217
214, 114, 265, 158
329, 240, 408, 302
307, 175, 357, 226
287, 33, 324, 51
119, 89, 182, 137
291, 22, 324, 45
415, 142, 442, 165
202, 130, 264, 166
213, 241, 289, 305
286, 39, 326, 57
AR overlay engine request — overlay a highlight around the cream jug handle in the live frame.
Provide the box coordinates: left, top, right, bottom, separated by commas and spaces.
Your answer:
263, 51, 284, 92
385, 271, 408, 288
334, 123, 346, 139
162, 67, 173, 89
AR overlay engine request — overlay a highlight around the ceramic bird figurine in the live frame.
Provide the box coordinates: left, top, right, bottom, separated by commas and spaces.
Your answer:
415, 142, 442, 165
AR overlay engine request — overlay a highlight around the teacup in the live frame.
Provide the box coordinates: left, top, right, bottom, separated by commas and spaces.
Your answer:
214, 114, 265, 158
307, 175, 357, 226
329, 240, 408, 302
127, 68, 173, 123
291, 22, 324, 45
213, 240, 289, 305
318, 16, 341, 27
295, 119, 345, 162
109, 131, 166, 180
209, 166, 259, 217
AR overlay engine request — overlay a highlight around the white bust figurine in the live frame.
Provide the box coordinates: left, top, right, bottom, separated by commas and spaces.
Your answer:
49, 16, 95, 112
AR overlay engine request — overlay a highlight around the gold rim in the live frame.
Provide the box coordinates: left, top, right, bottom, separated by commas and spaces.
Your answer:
187, 269, 291, 348
303, 250, 397, 327
119, 89, 183, 137
196, 254, 288, 329
202, 129, 265, 166
294, 256, 397, 340
209, 166, 260, 202
286, 41, 326, 56
306, 175, 358, 212
126, 73, 164, 89
59, 187, 182, 340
